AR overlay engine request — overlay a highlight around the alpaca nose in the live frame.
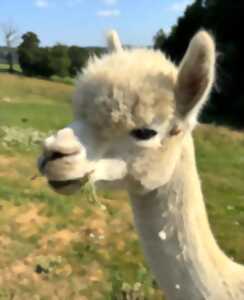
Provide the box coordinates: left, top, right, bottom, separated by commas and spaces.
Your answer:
43, 128, 82, 157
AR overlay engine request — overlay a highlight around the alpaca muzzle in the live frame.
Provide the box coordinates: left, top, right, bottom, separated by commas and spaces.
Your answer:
38, 151, 94, 195
37, 125, 98, 195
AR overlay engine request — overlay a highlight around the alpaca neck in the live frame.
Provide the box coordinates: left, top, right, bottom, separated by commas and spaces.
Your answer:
129, 134, 244, 300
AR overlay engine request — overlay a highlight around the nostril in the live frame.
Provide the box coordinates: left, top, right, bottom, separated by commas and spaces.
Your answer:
38, 151, 74, 174
49, 151, 68, 161
37, 152, 69, 174
48, 149, 81, 162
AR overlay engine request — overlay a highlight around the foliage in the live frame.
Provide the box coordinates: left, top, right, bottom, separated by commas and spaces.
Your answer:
109, 265, 159, 300
18, 32, 41, 76
18, 33, 59, 78
20, 32, 40, 48
0, 63, 21, 73
17, 31, 106, 79
155, 0, 205, 63
154, 0, 244, 128
49, 44, 71, 77
153, 29, 167, 50
68, 46, 89, 76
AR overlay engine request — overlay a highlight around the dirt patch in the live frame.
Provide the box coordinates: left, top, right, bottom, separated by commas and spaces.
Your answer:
0, 260, 34, 286
84, 261, 105, 283
0, 170, 18, 178
0, 200, 20, 219
16, 204, 47, 226
14, 204, 48, 237
0, 235, 11, 247
0, 155, 19, 178
0, 155, 17, 166
39, 229, 79, 251
80, 209, 108, 244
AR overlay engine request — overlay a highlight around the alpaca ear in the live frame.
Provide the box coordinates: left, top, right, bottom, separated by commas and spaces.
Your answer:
107, 30, 123, 52
175, 31, 216, 126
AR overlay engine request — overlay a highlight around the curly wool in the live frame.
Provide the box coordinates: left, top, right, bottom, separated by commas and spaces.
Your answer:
73, 48, 178, 137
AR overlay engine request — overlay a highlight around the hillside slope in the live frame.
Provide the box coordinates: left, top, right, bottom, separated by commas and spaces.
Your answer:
0, 74, 244, 299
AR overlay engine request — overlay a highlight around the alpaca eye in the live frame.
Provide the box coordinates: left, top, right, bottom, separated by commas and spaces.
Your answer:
130, 128, 157, 140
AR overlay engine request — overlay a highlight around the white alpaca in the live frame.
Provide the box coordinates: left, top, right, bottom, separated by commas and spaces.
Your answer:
38, 31, 244, 299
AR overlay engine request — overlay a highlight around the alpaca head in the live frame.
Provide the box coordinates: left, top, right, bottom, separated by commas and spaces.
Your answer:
38, 30, 216, 195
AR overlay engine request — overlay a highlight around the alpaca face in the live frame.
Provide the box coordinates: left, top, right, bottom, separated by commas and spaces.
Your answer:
38, 116, 184, 194
38, 31, 215, 195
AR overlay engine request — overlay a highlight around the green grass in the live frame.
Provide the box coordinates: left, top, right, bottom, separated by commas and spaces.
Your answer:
0, 63, 74, 85
0, 74, 73, 132
194, 126, 244, 262
0, 101, 71, 132
0, 73, 244, 299
50, 75, 74, 85
0, 63, 21, 73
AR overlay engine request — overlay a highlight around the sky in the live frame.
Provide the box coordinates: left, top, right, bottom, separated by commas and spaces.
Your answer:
0, 0, 193, 47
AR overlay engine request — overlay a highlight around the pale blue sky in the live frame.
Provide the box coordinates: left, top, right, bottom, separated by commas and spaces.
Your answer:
0, 0, 193, 47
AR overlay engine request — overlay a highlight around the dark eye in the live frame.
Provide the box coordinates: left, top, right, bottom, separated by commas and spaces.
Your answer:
130, 128, 157, 140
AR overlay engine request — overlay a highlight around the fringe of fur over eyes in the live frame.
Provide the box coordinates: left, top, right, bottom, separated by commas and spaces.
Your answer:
73, 49, 178, 136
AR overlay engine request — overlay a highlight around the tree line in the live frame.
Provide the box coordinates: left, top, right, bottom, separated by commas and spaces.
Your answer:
154, 0, 244, 128
17, 32, 105, 78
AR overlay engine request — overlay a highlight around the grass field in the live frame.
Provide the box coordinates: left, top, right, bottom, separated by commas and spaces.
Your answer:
0, 64, 22, 73
0, 73, 244, 300
0, 63, 74, 86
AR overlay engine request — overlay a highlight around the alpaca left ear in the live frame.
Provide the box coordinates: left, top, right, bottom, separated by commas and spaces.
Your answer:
175, 31, 216, 127
107, 30, 123, 52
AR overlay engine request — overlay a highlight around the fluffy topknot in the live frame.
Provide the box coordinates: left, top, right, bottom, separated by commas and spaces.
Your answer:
73, 48, 178, 137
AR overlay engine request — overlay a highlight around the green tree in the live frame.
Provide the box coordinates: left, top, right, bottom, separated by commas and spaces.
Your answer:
18, 32, 40, 76
161, 0, 205, 63
68, 46, 89, 76
153, 29, 167, 50
86, 47, 106, 58
154, 0, 244, 127
35, 47, 53, 77
49, 44, 71, 77
19, 32, 40, 48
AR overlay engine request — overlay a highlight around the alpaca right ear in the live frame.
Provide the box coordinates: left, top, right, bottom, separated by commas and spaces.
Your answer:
175, 31, 216, 127
107, 30, 123, 52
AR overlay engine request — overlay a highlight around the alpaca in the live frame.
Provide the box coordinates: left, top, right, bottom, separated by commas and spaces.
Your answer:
38, 31, 244, 299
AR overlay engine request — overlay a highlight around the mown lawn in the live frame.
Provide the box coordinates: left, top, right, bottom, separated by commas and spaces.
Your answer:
0, 74, 244, 300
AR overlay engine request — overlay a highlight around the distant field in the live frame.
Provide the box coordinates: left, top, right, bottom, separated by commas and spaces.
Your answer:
0, 73, 73, 132
0, 63, 22, 73
0, 63, 74, 85
0, 74, 244, 299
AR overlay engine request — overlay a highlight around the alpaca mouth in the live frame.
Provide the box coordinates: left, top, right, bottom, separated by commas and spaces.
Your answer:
48, 178, 86, 195
48, 170, 94, 195
49, 178, 82, 189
